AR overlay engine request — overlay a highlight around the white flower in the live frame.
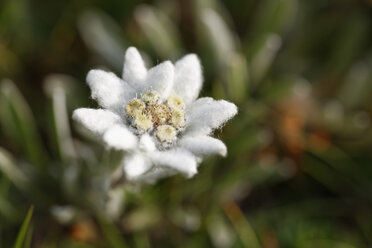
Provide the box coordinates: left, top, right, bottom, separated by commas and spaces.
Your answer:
73, 47, 237, 183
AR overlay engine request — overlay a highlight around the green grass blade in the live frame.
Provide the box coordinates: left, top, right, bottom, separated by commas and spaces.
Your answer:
135, 5, 182, 58
0, 147, 29, 192
251, 0, 298, 38
14, 205, 34, 248
78, 9, 126, 72
0, 194, 19, 221
97, 215, 128, 248
200, 8, 235, 67
44, 75, 77, 164
249, 33, 282, 86
223, 202, 261, 248
226, 53, 249, 104
0, 79, 47, 169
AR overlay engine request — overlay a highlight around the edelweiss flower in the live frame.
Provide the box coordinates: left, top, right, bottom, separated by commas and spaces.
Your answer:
73, 47, 237, 183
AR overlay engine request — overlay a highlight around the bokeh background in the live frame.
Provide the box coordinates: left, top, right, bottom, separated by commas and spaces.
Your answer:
1, 0, 372, 247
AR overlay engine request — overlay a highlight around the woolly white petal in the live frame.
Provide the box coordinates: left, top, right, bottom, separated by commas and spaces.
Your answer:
144, 61, 174, 99
186, 98, 238, 135
148, 149, 197, 178
103, 125, 138, 150
139, 134, 156, 152
123, 153, 152, 180
122, 47, 147, 89
72, 108, 122, 135
137, 167, 174, 184
173, 54, 202, 105
187, 96, 213, 107
87, 69, 135, 113
178, 136, 227, 157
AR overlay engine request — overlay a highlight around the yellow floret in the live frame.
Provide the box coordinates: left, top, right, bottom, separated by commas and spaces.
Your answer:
141, 91, 160, 104
170, 109, 185, 128
134, 113, 153, 131
125, 99, 145, 117
156, 125, 177, 143
167, 95, 184, 110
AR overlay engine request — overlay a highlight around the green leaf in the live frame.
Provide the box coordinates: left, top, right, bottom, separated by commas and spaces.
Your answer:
14, 205, 34, 248
0, 147, 29, 191
250, 0, 298, 38
0, 79, 47, 169
337, 62, 371, 109
135, 5, 182, 59
44, 75, 76, 164
206, 207, 236, 247
249, 33, 282, 86
97, 215, 128, 248
223, 203, 261, 248
78, 9, 126, 72
0, 194, 19, 221
123, 206, 161, 232
326, 15, 369, 75
225, 52, 249, 104
301, 240, 357, 248
200, 8, 236, 68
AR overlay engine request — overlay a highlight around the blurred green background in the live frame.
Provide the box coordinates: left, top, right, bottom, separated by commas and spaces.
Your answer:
1, 0, 372, 247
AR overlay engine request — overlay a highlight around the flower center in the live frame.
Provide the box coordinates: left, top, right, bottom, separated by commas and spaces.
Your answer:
125, 91, 186, 144
144, 104, 171, 126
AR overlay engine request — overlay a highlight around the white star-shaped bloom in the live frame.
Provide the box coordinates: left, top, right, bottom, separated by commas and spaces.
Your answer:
73, 47, 237, 183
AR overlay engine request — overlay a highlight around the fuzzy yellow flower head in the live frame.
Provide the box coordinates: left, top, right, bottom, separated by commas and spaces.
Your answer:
141, 91, 160, 104
170, 109, 185, 128
167, 95, 184, 110
125, 99, 145, 117
156, 125, 177, 143
133, 113, 153, 131
124, 91, 186, 144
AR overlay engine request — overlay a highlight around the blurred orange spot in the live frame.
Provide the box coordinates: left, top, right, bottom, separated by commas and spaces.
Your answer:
308, 130, 330, 152
223, 202, 241, 220
70, 219, 97, 243
277, 102, 307, 155
260, 229, 279, 248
